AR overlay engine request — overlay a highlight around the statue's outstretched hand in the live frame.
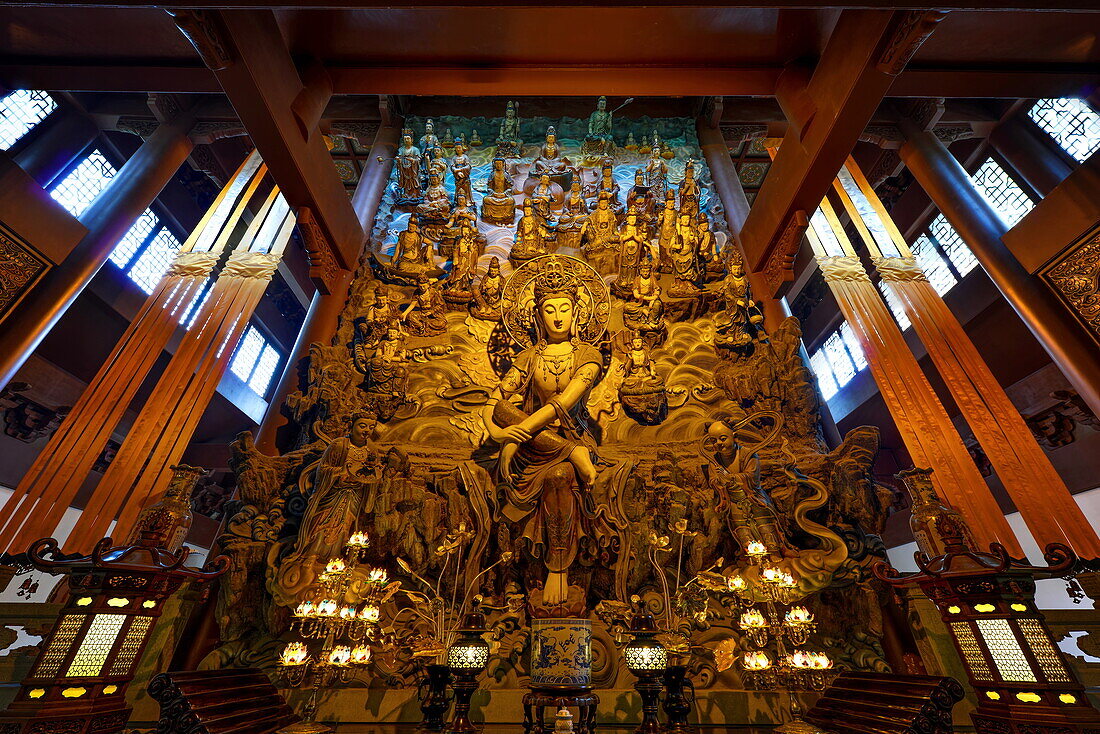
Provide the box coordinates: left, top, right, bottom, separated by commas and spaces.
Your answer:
500, 425, 532, 444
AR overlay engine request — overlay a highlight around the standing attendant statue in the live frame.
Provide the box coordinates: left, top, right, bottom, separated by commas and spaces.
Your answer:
395, 133, 423, 204
419, 119, 442, 177
450, 141, 474, 203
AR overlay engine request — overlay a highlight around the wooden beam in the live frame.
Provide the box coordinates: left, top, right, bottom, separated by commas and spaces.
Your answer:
2, 62, 1095, 99
739, 9, 945, 298
7, 0, 1100, 9
170, 8, 361, 279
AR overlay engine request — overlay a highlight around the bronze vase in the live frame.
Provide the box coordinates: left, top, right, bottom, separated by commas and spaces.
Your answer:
418, 663, 452, 733
662, 664, 695, 733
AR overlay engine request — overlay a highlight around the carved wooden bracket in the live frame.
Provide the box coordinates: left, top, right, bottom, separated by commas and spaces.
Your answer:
167, 9, 234, 71
297, 206, 341, 294
877, 10, 949, 76
759, 210, 808, 296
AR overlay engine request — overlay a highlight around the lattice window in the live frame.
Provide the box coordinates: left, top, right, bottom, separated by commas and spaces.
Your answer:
108, 616, 153, 676
128, 228, 182, 294
1028, 98, 1100, 163
1016, 618, 1071, 683
838, 321, 868, 371
970, 158, 1035, 228
951, 621, 994, 682
0, 90, 56, 150
34, 614, 84, 678
809, 350, 839, 401
249, 344, 281, 395
66, 613, 127, 677
809, 324, 867, 401
50, 150, 118, 218
976, 618, 1037, 683
109, 210, 160, 269
927, 214, 979, 278
877, 280, 913, 331
911, 233, 959, 295
230, 326, 265, 382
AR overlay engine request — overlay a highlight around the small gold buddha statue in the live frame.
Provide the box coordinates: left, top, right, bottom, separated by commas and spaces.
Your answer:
580, 192, 619, 255
510, 200, 552, 265
450, 141, 473, 203
533, 126, 572, 178
390, 215, 435, 280
470, 256, 505, 321
481, 157, 517, 226
417, 172, 451, 222
668, 212, 702, 297
555, 180, 589, 250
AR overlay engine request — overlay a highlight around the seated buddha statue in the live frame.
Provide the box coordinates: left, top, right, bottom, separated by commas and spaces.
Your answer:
622, 260, 665, 336
669, 213, 702, 297
581, 95, 616, 163
402, 277, 447, 338
510, 200, 551, 266
470, 256, 505, 321
555, 180, 589, 250
530, 173, 560, 223
389, 216, 435, 281
580, 193, 619, 256
440, 193, 478, 256
591, 160, 624, 217
532, 126, 572, 180
481, 157, 517, 225
417, 172, 451, 223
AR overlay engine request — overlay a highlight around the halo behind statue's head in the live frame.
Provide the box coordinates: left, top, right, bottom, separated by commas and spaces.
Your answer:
501, 255, 610, 348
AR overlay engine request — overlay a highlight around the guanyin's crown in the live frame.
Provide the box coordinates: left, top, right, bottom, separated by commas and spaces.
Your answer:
533, 259, 579, 305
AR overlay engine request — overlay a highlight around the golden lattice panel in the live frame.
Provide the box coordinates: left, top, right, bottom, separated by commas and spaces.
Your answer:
108, 616, 153, 676
951, 621, 994, 682
34, 614, 84, 678
976, 618, 1037, 683
66, 613, 127, 677
1016, 618, 1071, 683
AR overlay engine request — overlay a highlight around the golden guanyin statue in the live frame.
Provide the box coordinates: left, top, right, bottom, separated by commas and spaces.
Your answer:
450, 141, 474, 203
395, 133, 422, 204
482, 157, 517, 225
284, 412, 380, 567
417, 172, 451, 222
470, 256, 505, 321
555, 180, 589, 250
510, 200, 551, 265
669, 213, 702, 297
701, 412, 785, 554
482, 256, 611, 605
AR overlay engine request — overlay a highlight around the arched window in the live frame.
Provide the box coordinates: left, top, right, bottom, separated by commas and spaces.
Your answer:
0, 90, 56, 151
1027, 98, 1100, 163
